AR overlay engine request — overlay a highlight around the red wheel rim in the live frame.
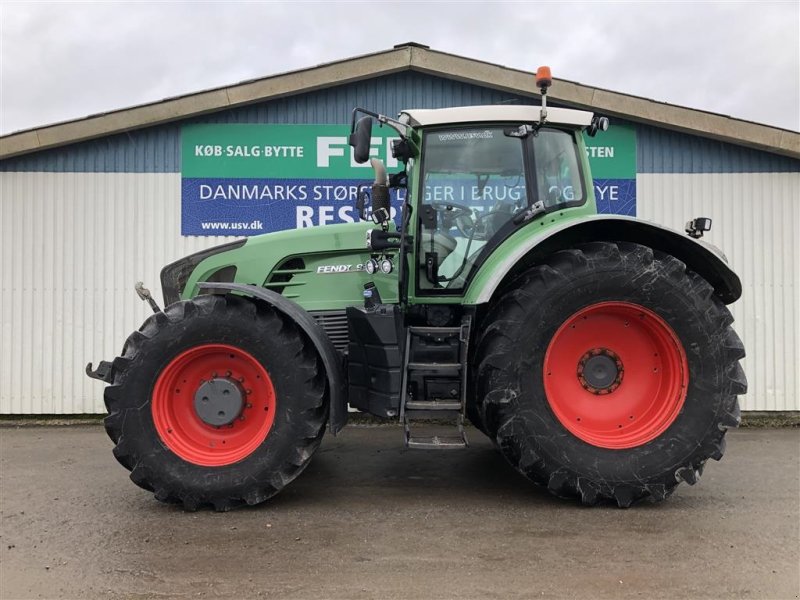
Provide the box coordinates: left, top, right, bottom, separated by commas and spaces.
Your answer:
151, 344, 276, 466
543, 301, 688, 449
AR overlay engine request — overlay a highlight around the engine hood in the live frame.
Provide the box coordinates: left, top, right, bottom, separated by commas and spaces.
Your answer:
171, 221, 391, 311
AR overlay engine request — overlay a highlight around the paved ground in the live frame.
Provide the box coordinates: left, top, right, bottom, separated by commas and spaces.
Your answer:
0, 425, 798, 600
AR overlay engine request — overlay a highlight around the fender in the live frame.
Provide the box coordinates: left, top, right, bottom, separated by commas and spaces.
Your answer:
198, 282, 348, 434
467, 215, 742, 305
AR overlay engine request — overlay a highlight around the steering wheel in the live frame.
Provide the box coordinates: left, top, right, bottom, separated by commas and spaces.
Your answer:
429, 202, 474, 237
464, 209, 509, 241
429, 202, 472, 220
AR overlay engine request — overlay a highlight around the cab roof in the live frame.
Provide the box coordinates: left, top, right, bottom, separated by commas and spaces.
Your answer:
400, 105, 594, 128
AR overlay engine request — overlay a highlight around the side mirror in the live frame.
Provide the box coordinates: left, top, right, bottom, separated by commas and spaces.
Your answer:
349, 116, 373, 164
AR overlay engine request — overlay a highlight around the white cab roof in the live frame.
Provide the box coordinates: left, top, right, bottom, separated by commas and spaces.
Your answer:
401, 105, 594, 128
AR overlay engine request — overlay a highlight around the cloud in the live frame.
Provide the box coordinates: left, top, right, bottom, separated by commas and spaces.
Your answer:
1, 1, 798, 134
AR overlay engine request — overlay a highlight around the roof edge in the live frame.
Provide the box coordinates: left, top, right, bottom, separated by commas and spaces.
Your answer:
0, 46, 413, 159
406, 47, 800, 159
1, 44, 798, 160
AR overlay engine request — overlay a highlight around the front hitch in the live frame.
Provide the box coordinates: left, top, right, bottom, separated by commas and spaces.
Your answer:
86, 360, 114, 383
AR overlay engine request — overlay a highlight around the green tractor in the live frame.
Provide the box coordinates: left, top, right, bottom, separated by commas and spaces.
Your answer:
87, 68, 746, 510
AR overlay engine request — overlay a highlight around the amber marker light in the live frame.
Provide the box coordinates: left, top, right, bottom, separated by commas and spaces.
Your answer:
536, 66, 552, 89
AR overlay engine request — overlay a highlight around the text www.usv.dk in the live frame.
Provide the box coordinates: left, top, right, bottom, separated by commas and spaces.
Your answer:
199, 220, 264, 231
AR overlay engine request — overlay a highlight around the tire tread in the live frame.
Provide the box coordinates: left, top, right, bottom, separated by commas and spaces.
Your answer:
103, 294, 327, 511
474, 241, 745, 506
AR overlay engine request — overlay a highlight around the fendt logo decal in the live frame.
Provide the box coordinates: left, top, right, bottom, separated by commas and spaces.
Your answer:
316, 264, 366, 274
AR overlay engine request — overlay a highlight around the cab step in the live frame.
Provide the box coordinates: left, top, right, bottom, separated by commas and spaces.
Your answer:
406, 434, 468, 450
405, 399, 462, 411
407, 326, 462, 336
400, 316, 472, 450
406, 362, 461, 371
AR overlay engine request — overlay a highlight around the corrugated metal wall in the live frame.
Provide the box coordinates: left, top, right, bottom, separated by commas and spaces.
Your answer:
636, 123, 799, 173
1, 70, 798, 413
638, 172, 800, 411
0, 172, 227, 413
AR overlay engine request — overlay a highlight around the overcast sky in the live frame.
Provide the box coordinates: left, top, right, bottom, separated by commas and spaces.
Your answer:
1, 1, 798, 135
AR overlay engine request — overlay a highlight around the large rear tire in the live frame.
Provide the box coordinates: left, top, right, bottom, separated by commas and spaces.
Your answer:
104, 294, 328, 511
474, 242, 746, 506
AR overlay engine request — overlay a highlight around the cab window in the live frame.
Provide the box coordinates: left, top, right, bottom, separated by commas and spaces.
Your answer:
418, 127, 528, 291
532, 128, 584, 208
416, 125, 585, 293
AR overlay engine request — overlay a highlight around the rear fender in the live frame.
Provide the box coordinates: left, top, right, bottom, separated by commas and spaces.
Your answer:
467, 215, 742, 305
198, 282, 347, 434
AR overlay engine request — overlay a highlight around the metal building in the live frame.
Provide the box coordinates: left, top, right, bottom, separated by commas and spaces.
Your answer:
1, 44, 798, 414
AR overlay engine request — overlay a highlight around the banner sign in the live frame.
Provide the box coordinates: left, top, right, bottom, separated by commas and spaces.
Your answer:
181, 124, 404, 235
181, 122, 637, 236
583, 124, 637, 216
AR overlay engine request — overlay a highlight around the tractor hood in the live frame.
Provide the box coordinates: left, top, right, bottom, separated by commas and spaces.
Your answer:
161, 221, 384, 310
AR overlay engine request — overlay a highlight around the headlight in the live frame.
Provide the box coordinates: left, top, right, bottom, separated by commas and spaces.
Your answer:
160, 240, 246, 306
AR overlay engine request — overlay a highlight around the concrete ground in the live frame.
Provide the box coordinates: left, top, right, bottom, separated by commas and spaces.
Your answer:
0, 425, 798, 600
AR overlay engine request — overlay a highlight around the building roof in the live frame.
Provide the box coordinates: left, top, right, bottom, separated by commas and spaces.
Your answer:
1, 43, 798, 160
401, 105, 593, 127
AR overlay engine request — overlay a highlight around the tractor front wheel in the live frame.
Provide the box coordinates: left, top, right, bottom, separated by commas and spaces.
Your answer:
474, 242, 746, 506
103, 294, 328, 511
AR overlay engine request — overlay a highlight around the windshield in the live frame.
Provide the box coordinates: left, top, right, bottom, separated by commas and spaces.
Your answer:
417, 125, 585, 292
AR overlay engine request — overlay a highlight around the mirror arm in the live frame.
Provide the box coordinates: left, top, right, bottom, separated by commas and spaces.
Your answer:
350, 107, 414, 138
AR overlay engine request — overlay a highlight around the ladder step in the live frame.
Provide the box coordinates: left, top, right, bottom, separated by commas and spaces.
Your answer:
404, 410, 461, 422
408, 326, 461, 335
406, 435, 468, 450
407, 362, 461, 371
405, 400, 462, 411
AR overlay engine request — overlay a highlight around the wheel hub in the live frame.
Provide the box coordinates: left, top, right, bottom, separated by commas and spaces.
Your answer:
543, 302, 688, 449
152, 344, 276, 467
578, 348, 623, 394
193, 378, 244, 427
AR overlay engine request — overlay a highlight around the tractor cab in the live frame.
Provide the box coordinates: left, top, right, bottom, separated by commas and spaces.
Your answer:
349, 101, 598, 302
407, 110, 589, 292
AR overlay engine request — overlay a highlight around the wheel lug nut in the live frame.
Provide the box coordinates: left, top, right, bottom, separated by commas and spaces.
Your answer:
238, 376, 245, 383
246, 403, 252, 409
246, 389, 252, 395
225, 370, 232, 377
212, 372, 218, 378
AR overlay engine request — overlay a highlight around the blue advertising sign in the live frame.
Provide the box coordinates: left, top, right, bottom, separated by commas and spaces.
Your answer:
181, 122, 637, 235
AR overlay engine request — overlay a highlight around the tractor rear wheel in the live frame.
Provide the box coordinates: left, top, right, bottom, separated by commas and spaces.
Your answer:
474, 242, 746, 506
103, 294, 328, 511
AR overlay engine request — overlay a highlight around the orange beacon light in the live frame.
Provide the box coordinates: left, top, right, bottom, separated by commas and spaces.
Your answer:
536, 66, 552, 90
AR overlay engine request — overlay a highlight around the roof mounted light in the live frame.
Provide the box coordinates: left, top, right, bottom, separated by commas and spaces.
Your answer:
587, 115, 610, 137
536, 66, 552, 123
536, 66, 552, 90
